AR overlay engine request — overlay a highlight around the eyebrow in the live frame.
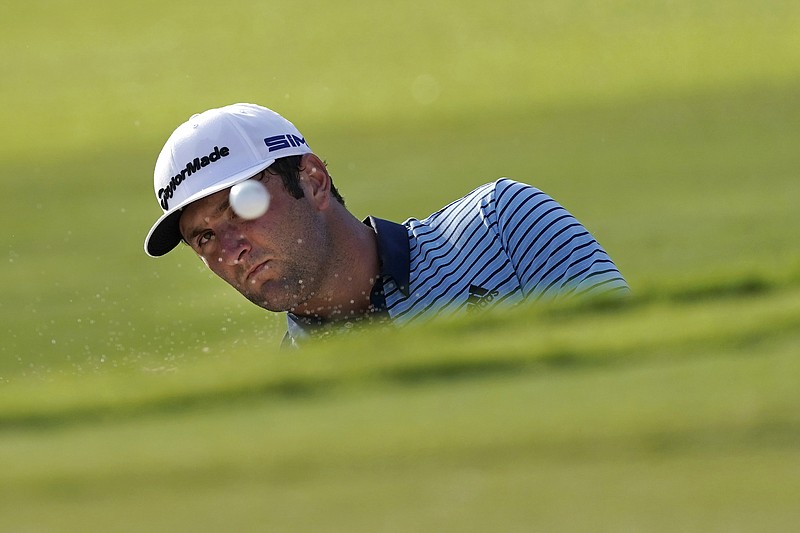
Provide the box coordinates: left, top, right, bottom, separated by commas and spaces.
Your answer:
185, 196, 231, 245
216, 197, 231, 216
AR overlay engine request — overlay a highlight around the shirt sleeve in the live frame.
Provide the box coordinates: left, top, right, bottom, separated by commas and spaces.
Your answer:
491, 178, 629, 300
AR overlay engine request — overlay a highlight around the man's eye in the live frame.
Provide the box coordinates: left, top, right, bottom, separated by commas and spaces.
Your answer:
197, 231, 214, 247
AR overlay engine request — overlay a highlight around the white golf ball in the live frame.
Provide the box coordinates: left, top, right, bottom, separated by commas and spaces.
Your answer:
229, 179, 270, 219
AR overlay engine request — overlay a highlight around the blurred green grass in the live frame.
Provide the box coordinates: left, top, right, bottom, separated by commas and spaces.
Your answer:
1, 286, 799, 531
2, 0, 800, 530
3, 0, 798, 161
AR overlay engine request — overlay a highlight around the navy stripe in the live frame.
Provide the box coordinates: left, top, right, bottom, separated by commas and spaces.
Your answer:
517, 224, 587, 283
505, 201, 562, 256
398, 226, 506, 320
528, 238, 598, 295
397, 228, 502, 320
411, 215, 491, 281
573, 274, 629, 298
561, 258, 617, 292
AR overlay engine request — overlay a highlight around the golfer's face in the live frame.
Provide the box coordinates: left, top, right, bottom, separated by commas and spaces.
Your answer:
178, 173, 333, 312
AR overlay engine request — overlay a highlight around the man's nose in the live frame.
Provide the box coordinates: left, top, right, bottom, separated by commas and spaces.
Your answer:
217, 223, 251, 265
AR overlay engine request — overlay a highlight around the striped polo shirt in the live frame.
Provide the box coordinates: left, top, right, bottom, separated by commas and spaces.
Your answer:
285, 178, 628, 345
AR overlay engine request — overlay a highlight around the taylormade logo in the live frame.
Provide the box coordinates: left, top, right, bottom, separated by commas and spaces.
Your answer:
158, 146, 230, 210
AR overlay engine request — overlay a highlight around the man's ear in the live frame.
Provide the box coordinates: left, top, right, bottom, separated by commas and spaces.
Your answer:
299, 153, 331, 209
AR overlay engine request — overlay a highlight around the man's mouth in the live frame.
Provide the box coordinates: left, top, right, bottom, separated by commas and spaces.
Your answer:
245, 260, 270, 284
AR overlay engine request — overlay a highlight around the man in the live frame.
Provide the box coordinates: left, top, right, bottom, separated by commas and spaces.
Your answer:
144, 103, 628, 347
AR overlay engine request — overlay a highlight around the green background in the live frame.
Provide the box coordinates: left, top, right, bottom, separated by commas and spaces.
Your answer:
1, 0, 799, 531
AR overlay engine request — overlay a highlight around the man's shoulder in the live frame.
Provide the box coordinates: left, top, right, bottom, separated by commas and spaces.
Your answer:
450, 178, 533, 202
410, 178, 544, 229
441, 178, 542, 211
406, 179, 533, 227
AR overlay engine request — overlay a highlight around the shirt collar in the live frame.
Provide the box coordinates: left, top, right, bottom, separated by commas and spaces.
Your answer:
364, 216, 410, 297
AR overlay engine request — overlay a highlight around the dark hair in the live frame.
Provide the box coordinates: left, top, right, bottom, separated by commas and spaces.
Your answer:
267, 155, 345, 207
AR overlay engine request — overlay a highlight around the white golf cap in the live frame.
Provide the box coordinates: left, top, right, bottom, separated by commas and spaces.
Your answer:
144, 103, 312, 257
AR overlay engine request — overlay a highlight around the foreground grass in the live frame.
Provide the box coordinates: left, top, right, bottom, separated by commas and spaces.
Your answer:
2, 350, 798, 532
1, 273, 799, 531
2, 267, 798, 427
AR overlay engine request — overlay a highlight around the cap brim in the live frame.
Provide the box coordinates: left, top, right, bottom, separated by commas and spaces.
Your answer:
143, 158, 276, 257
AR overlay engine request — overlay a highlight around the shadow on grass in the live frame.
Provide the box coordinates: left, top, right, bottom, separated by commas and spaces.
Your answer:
381, 349, 600, 386
0, 350, 609, 432
0, 378, 332, 432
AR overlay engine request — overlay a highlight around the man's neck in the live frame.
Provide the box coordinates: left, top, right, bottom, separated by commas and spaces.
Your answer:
290, 212, 380, 321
